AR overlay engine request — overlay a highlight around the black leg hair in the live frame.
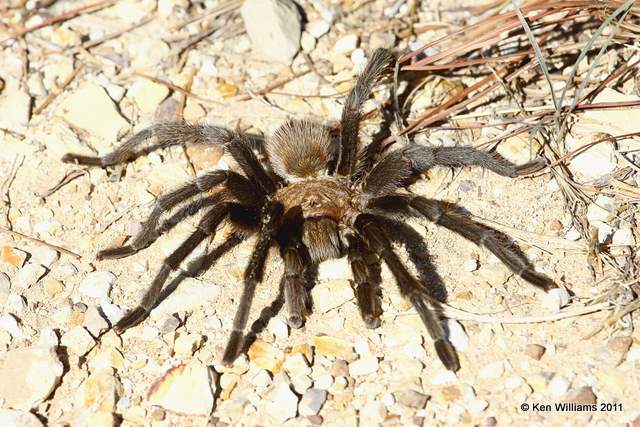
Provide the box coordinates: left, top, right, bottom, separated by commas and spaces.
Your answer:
346, 234, 383, 329
113, 203, 231, 333
335, 48, 395, 176
98, 170, 256, 260
367, 195, 557, 291
354, 214, 460, 371
277, 207, 311, 329
222, 201, 284, 366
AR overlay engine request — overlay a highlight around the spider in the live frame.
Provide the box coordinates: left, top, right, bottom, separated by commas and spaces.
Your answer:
62, 49, 556, 371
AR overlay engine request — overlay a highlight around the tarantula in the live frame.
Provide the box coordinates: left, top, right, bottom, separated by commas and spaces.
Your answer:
62, 49, 556, 371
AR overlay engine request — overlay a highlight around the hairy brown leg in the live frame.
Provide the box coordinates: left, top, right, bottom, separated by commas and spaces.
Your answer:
347, 234, 383, 329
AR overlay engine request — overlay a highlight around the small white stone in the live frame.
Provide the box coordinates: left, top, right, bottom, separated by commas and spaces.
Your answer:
548, 375, 570, 397
148, 363, 216, 416
317, 258, 350, 279
478, 361, 504, 379
540, 288, 571, 312
565, 228, 581, 241
446, 319, 469, 352
28, 246, 59, 268
150, 278, 220, 320
130, 78, 169, 114
359, 401, 387, 425
78, 271, 115, 299
83, 305, 110, 337
0, 409, 45, 427
283, 353, 311, 377
625, 346, 640, 362
251, 369, 272, 388
298, 388, 326, 416
300, 32, 316, 53
0, 88, 31, 132
14, 264, 46, 290
266, 381, 299, 423
350, 48, 366, 67
0, 272, 10, 297
0, 314, 22, 337
6, 293, 27, 314
462, 259, 478, 272
612, 228, 635, 246
431, 370, 458, 385
314, 373, 333, 390
306, 20, 330, 38
568, 133, 617, 180
268, 318, 289, 341
586, 195, 616, 222
141, 325, 159, 340
100, 301, 124, 325
468, 399, 489, 414
61, 326, 95, 355
504, 375, 525, 390
174, 333, 203, 357
333, 33, 358, 54
311, 279, 354, 313
348, 356, 379, 377
291, 374, 313, 394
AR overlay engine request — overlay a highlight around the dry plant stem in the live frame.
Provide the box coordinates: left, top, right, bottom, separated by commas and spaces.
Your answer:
131, 72, 223, 106
0, 226, 81, 259
1, 155, 23, 229
235, 69, 312, 101
33, 63, 85, 115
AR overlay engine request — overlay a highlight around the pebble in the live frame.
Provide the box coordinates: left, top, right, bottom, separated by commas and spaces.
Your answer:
150, 278, 220, 320
313, 335, 355, 359
567, 133, 617, 179
251, 369, 273, 388
462, 259, 479, 272
504, 375, 525, 390
268, 318, 289, 341
0, 272, 10, 297
159, 316, 181, 334
0, 88, 30, 131
247, 339, 284, 373
130, 78, 169, 114
83, 305, 110, 337
241, 0, 301, 64
586, 195, 616, 223
612, 228, 635, 246
430, 370, 457, 385
311, 279, 354, 313
565, 228, 581, 241
525, 343, 546, 360
318, 258, 351, 279
291, 374, 313, 394
266, 381, 299, 422
370, 32, 396, 50
78, 271, 115, 299
468, 399, 489, 414
438, 385, 462, 402
283, 353, 311, 377
6, 293, 26, 314
0, 409, 45, 427
565, 386, 597, 405
496, 134, 542, 165
0, 314, 22, 337
301, 32, 316, 53
626, 346, 640, 362
394, 390, 429, 409
540, 287, 571, 311
348, 356, 379, 377
359, 401, 386, 425
1, 246, 28, 268
446, 319, 469, 352
77, 372, 122, 413
0, 346, 63, 410
548, 375, 570, 397
57, 82, 129, 142
148, 363, 216, 415
306, 20, 330, 38
299, 388, 327, 416
28, 246, 59, 268
14, 263, 46, 289
173, 333, 203, 357
333, 33, 359, 54
100, 301, 125, 325
61, 326, 96, 355
43, 278, 64, 297
478, 360, 504, 379
527, 374, 549, 392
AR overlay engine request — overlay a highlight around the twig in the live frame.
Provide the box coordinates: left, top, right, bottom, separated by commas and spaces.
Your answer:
1, 155, 23, 229
235, 68, 312, 101
0, 226, 81, 259
36, 170, 87, 198
33, 63, 85, 115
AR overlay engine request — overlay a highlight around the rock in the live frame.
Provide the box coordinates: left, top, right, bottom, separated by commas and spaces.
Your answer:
359, 401, 386, 425
247, 339, 284, 373
348, 356, 379, 376
540, 288, 570, 311
0, 314, 22, 337
43, 278, 64, 297
0, 346, 63, 410
306, 20, 330, 38
581, 88, 640, 135
525, 343, 546, 360
0, 272, 10, 297
61, 326, 96, 355
100, 301, 125, 325
586, 195, 616, 223
299, 388, 326, 416
268, 318, 289, 341
333, 33, 359, 55
567, 133, 617, 180
6, 293, 26, 314
0, 88, 30, 132
1, 246, 28, 268
266, 380, 299, 422
394, 390, 429, 409
548, 375, 570, 397
462, 259, 478, 272
565, 386, 597, 405
504, 375, 524, 390
86, 411, 116, 427
78, 271, 116, 299
301, 32, 316, 54
148, 363, 216, 415
14, 263, 46, 289
241, 0, 301, 64
527, 374, 549, 392
83, 306, 110, 337
283, 353, 311, 377
314, 374, 333, 390
291, 374, 313, 394
317, 258, 350, 279
77, 372, 123, 412
370, 32, 396, 50
311, 279, 354, 313
438, 385, 462, 402
88, 346, 125, 372
57, 82, 129, 143
130, 78, 169, 114
150, 277, 220, 320
468, 399, 489, 414
251, 369, 273, 388
430, 370, 457, 385
312, 335, 354, 359
478, 361, 504, 379
612, 228, 635, 246
0, 409, 44, 427
565, 228, 581, 241
173, 333, 203, 357
28, 246, 59, 268
159, 316, 181, 334
496, 134, 542, 165
446, 319, 469, 352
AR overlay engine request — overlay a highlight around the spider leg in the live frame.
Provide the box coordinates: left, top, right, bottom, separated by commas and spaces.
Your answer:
368, 195, 557, 291
113, 203, 231, 333
355, 214, 460, 371
335, 48, 395, 176
347, 234, 383, 329
62, 123, 248, 167
98, 170, 258, 260
222, 201, 284, 366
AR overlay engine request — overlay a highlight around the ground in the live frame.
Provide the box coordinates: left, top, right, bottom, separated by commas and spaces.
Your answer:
0, 1, 639, 426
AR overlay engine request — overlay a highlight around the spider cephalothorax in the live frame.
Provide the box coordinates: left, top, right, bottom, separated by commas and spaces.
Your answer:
62, 49, 556, 371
